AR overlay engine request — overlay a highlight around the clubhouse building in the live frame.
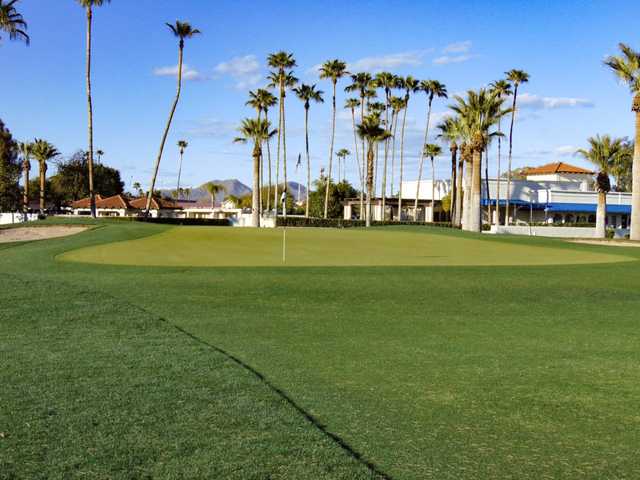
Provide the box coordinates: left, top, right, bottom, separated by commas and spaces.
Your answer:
344, 162, 632, 231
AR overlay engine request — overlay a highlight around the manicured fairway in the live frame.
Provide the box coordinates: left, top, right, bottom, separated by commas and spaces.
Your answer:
59, 225, 631, 267
3, 220, 640, 479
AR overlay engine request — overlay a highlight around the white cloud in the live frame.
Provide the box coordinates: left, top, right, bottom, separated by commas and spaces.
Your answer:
517, 93, 594, 110
348, 51, 429, 72
186, 118, 238, 139
153, 64, 205, 81
433, 54, 476, 65
443, 41, 472, 54
555, 145, 580, 156
213, 55, 262, 89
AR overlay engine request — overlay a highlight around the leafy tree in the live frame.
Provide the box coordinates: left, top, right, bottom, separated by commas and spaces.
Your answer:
308, 177, 357, 219
0, 119, 20, 210
146, 21, 201, 216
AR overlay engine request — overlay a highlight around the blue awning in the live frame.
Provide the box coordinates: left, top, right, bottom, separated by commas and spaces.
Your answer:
546, 203, 631, 214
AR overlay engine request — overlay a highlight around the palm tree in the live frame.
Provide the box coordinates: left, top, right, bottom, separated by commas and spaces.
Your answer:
96, 149, 104, 163
267, 52, 297, 217
357, 114, 390, 227
18, 141, 32, 218
504, 69, 530, 225
397, 76, 419, 222
175, 140, 188, 198
319, 59, 348, 218
234, 118, 272, 227
374, 72, 397, 218
611, 141, 634, 191
423, 144, 442, 222
204, 182, 225, 210
604, 43, 640, 240
293, 83, 324, 217
451, 89, 509, 232
389, 95, 405, 198
489, 79, 513, 225
31, 139, 59, 214
415, 80, 447, 217
76, 0, 110, 217
437, 117, 462, 225
577, 135, 629, 238
336, 148, 350, 183
132, 181, 143, 197
247, 88, 277, 212
345, 98, 364, 217
0, 0, 29, 45
346, 73, 374, 214
145, 21, 200, 216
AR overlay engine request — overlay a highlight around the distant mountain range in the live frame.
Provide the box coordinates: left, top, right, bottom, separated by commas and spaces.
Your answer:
161, 179, 307, 203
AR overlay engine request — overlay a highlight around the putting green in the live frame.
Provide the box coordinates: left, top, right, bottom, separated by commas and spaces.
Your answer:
58, 226, 631, 267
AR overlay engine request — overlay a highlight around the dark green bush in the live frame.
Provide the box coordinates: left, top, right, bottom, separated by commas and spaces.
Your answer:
276, 217, 457, 229
108, 217, 231, 226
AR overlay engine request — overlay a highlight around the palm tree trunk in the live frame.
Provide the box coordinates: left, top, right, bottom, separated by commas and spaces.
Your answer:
462, 158, 472, 229
630, 100, 640, 240
360, 95, 366, 220
304, 106, 311, 218
85, 6, 96, 218
398, 103, 408, 222
495, 119, 502, 225
176, 151, 183, 198
251, 144, 261, 227
415, 98, 433, 220
265, 110, 272, 213
146, 41, 183, 216
450, 146, 457, 225
39, 162, 46, 213
281, 84, 288, 219
430, 156, 435, 222
23, 163, 29, 219
470, 149, 482, 232
415, 156, 425, 221
455, 157, 463, 227
366, 146, 374, 227
256, 108, 263, 216
274, 95, 282, 216
381, 92, 390, 220
505, 84, 519, 226
390, 111, 398, 199
324, 81, 337, 218
595, 190, 607, 238
484, 145, 491, 226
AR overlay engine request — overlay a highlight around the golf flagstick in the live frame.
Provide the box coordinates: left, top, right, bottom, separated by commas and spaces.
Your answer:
281, 190, 287, 263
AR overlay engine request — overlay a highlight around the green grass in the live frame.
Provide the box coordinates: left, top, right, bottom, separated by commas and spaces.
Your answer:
2, 220, 640, 479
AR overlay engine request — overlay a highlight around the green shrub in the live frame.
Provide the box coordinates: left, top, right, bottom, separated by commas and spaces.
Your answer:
109, 217, 231, 226
276, 217, 457, 229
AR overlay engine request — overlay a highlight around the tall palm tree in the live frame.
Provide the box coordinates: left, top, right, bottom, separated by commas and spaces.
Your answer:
389, 95, 406, 199
146, 21, 200, 216
489, 79, 513, 225
319, 59, 348, 218
267, 52, 297, 217
357, 114, 390, 227
132, 181, 143, 197
415, 80, 447, 216
336, 148, 350, 183
437, 117, 462, 225
247, 88, 277, 212
604, 43, 640, 240
423, 144, 442, 222
397, 76, 419, 221
345, 98, 364, 217
18, 141, 32, 218
204, 182, 225, 210
374, 72, 396, 218
577, 135, 629, 238
0, 0, 29, 45
346, 73, 374, 215
451, 89, 509, 232
293, 83, 324, 217
76, 0, 110, 218
176, 140, 188, 198
504, 69, 530, 225
95, 149, 104, 163
31, 139, 59, 214
234, 118, 272, 227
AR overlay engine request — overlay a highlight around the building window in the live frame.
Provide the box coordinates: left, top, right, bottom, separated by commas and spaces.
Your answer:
565, 214, 575, 223
588, 215, 596, 223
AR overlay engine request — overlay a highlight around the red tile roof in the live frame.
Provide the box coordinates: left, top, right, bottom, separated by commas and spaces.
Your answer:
71, 195, 103, 209
128, 197, 181, 210
70, 195, 181, 210
525, 162, 594, 176
96, 194, 130, 209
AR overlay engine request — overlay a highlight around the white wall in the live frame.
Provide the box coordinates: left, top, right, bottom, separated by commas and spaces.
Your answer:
492, 225, 597, 238
0, 213, 38, 225
400, 180, 450, 200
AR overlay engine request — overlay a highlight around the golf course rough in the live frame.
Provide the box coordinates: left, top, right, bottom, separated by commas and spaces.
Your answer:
58, 225, 632, 267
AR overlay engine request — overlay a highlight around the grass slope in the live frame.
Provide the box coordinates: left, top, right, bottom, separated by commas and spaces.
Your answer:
2, 220, 640, 479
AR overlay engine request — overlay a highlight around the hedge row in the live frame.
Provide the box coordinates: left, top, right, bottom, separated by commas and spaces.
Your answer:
275, 217, 456, 229
108, 217, 232, 226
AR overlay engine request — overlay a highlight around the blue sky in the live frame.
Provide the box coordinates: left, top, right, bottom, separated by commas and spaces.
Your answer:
2, 0, 639, 191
